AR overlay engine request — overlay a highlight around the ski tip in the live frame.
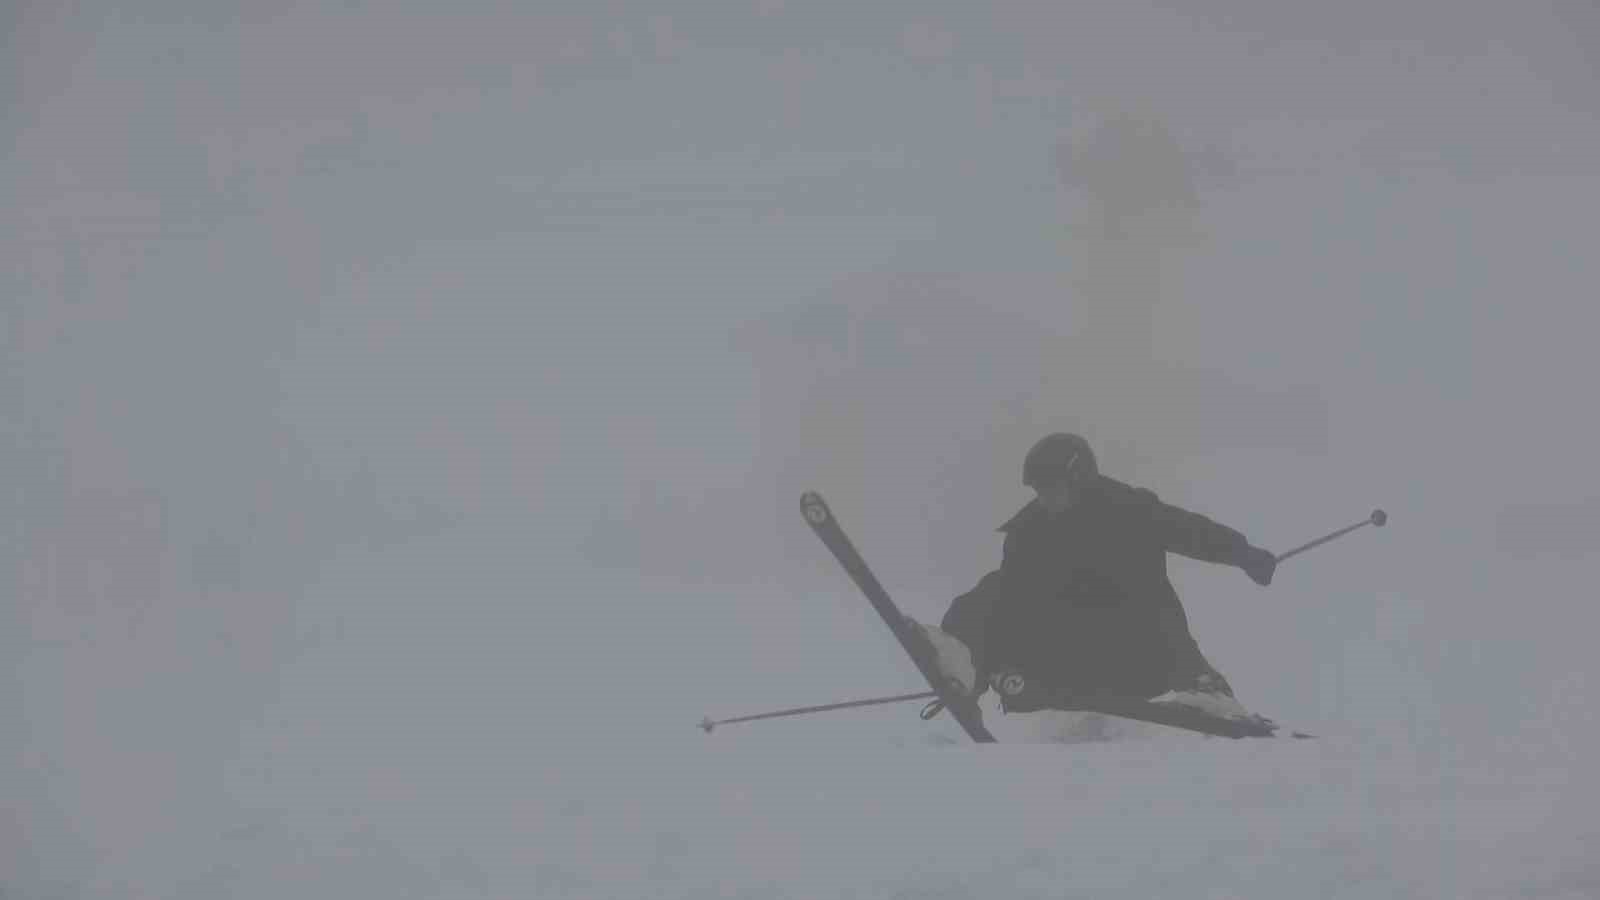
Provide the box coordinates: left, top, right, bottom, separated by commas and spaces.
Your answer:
800, 491, 830, 525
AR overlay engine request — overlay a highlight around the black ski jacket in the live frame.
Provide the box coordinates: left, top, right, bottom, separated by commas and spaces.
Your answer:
942, 476, 1255, 698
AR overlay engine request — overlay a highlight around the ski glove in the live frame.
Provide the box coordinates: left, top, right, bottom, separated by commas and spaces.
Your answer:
903, 618, 983, 697
1240, 545, 1277, 586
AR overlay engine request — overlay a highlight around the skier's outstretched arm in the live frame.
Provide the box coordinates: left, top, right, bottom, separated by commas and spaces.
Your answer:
1146, 493, 1277, 585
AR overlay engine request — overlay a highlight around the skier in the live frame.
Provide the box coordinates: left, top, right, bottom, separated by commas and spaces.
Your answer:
911, 433, 1278, 715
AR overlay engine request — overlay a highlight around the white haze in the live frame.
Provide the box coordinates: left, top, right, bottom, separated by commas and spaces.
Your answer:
5, 1, 1599, 896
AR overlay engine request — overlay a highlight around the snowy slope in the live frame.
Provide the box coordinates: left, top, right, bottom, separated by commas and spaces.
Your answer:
7, 561, 1597, 899
191, 731, 1595, 898
8, 550, 1596, 900
11, 656, 1592, 900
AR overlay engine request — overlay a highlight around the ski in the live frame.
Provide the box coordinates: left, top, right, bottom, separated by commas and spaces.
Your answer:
801, 491, 996, 743
1050, 695, 1285, 739
993, 672, 1306, 739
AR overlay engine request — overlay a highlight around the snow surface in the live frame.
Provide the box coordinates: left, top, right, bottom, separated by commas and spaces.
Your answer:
9, 630, 1594, 900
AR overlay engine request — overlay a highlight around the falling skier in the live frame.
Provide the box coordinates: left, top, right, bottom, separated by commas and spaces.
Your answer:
703, 440, 1382, 740
908, 433, 1279, 721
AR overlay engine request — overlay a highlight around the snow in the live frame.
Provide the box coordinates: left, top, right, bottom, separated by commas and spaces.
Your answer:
215, 729, 1591, 898
1148, 689, 1255, 721
517, 726, 1593, 900
8, 627, 1594, 900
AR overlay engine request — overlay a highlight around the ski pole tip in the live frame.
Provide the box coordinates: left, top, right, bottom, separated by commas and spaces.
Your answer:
698, 716, 716, 734
1371, 509, 1388, 527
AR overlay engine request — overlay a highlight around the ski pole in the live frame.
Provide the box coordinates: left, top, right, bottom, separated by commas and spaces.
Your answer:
1275, 509, 1387, 564
699, 690, 937, 733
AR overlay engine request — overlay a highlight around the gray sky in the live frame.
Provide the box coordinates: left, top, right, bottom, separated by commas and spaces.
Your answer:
6, 0, 1600, 889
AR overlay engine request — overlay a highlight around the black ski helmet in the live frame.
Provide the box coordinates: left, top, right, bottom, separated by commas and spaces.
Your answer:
1022, 433, 1097, 488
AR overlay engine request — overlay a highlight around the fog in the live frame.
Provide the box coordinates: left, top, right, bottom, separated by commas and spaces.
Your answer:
6, 2, 1599, 895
